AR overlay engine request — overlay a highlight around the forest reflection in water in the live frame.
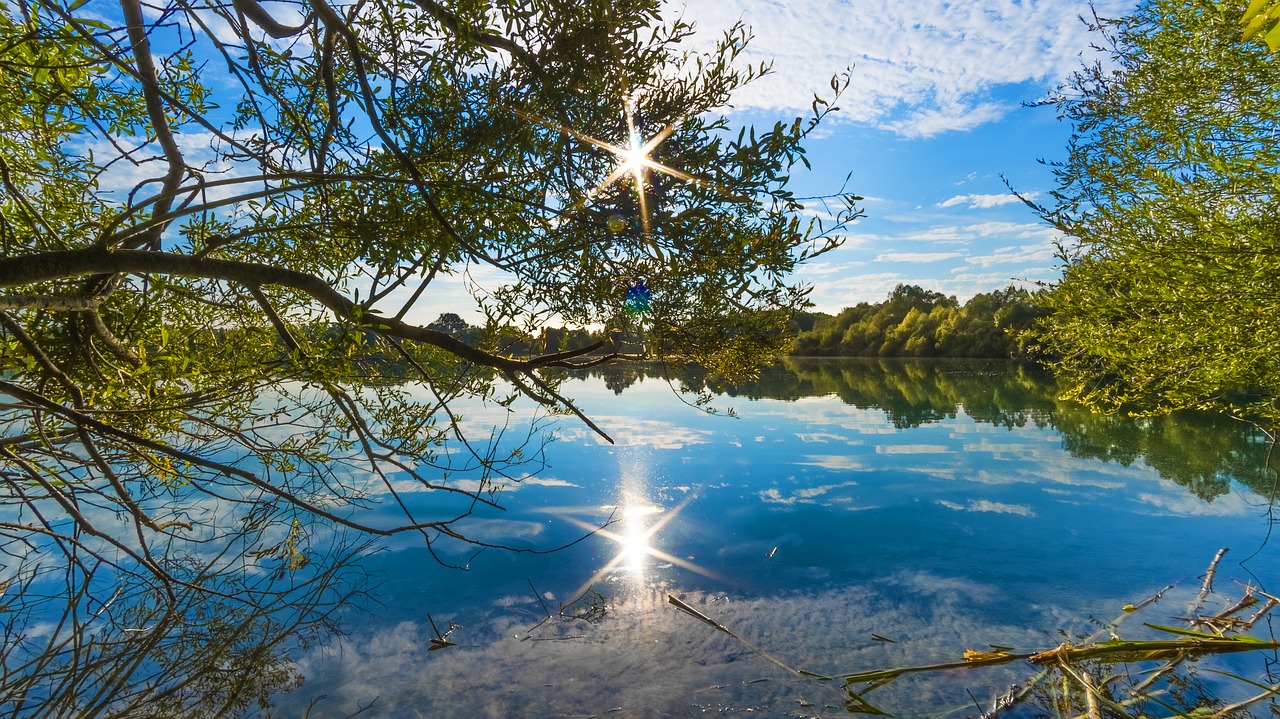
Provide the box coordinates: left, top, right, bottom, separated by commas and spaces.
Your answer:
593, 357, 1278, 503
283, 358, 1280, 718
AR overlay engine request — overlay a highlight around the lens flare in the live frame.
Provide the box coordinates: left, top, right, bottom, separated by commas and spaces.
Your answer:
517, 97, 713, 237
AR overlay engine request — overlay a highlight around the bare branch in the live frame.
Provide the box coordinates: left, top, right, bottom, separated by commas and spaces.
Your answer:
119, 0, 187, 250
233, 0, 314, 39
0, 294, 103, 311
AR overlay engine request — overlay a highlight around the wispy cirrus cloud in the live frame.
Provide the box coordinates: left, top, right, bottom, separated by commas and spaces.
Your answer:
961, 240, 1059, 269
799, 455, 864, 470
286, 578, 1068, 717
877, 444, 951, 455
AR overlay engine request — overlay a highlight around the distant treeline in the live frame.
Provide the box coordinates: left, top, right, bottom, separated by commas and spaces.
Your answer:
789, 284, 1047, 359
425, 283, 1049, 361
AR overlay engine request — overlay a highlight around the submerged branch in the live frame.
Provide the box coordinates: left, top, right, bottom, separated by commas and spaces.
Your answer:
1189, 546, 1229, 614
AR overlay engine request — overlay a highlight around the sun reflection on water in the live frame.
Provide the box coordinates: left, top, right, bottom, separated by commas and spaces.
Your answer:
557, 452, 723, 603
619, 503, 663, 576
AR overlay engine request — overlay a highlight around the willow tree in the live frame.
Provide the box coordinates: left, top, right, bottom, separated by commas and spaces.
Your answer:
1029, 0, 1280, 426
0, 0, 859, 714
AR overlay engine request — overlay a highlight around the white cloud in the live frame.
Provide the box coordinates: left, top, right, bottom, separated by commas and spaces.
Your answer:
384, 474, 576, 496
758, 486, 796, 505
962, 241, 1058, 268
558, 416, 717, 449
961, 440, 1042, 456
793, 219, 1064, 310
799, 455, 864, 470
942, 273, 1043, 296
807, 277, 903, 308
864, 225, 974, 244
376, 261, 515, 327
889, 101, 1011, 138
794, 432, 851, 444
671, 0, 1136, 136
969, 499, 1036, 517
966, 221, 1058, 238
1135, 492, 1257, 518
795, 206, 843, 223
874, 251, 965, 263
797, 260, 862, 276
937, 193, 1032, 209
284, 575, 1131, 717
522, 477, 580, 488
73, 131, 256, 205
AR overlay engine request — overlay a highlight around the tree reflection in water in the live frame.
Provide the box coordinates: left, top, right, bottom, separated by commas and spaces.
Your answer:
585, 358, 1279, 503
0, 512, 369, 719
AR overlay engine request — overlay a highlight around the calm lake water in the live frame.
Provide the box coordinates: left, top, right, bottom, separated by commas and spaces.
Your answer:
283, 359, 1280, 718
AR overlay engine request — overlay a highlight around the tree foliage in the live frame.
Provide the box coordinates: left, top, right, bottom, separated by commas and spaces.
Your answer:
0, 0, 859, 713
1028, 0, 1280, 425
790, 284, 1043, 359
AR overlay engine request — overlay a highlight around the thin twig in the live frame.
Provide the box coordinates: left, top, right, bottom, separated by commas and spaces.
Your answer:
528, 578, 551, 618
1243, 596, 1279, 630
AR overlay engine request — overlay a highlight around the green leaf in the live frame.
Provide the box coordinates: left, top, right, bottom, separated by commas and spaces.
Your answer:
1264, 21, 1280, 50
1143, 624, 1264, 641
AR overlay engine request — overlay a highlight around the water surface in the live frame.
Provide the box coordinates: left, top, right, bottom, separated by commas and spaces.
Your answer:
286, 359, 1280, 718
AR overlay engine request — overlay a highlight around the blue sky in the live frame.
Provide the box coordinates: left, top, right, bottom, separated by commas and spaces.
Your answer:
669, 0, 1137, 313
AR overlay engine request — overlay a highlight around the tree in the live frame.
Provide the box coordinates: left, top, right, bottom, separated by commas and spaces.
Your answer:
1026, 0, 1280, 425
427, 312, 472, 338
934, 286, 1044, 359
0, 0, 861, 713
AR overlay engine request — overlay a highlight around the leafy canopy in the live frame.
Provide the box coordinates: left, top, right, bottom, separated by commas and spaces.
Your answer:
790, 284, 1044, 359
1028, 0, 1280, 426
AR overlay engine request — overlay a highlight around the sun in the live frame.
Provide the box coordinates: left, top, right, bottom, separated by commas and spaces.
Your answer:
618, 504, 661, 573
617, 113, 648, 177
617, 144, 647, 176
519, 97, 702, 236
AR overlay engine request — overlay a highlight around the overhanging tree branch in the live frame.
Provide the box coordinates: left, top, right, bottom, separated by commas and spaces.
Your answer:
0, 247, 616, 374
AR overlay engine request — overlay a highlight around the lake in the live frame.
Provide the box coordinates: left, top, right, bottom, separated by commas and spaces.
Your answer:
281, 358, 1280, 718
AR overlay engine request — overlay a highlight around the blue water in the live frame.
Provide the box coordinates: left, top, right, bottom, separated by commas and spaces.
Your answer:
284, 360, 1280, 718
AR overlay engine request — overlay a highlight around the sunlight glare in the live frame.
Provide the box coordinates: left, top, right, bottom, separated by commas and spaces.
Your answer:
617, 140, 647, 176
619, 504, 662, 574
555, 490, 723, 603
517, 98, 713, 237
